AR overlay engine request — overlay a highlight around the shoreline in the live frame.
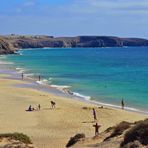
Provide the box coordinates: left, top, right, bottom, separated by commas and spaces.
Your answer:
0, 59, 148, 115
0, 60, 147, 147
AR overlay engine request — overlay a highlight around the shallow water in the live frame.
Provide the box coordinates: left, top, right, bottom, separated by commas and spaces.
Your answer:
1, 47, 148, 113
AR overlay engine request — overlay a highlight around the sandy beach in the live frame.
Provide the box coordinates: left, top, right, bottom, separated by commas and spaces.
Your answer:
0, 70, 147, 148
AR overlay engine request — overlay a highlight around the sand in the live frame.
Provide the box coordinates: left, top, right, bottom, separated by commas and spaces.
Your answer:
0, 74, 147, 148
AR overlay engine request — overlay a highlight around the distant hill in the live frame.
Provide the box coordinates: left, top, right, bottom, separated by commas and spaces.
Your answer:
0, 35, 148, 54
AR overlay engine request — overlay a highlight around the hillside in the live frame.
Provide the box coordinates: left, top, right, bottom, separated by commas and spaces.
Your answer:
0, 35, 148, 54
67, 119, 148, 148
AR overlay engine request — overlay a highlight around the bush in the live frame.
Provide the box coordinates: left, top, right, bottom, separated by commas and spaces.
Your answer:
0, 132, 32, 144
104, 126, 115, 133
122, 140, 142, 148
66, 133, 85, 147
121, 119, 148, 147
104, 121, 131, 141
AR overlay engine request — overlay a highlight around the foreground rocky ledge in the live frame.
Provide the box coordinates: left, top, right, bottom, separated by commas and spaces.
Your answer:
0, 34, 148, 54
68, 118, 148, 148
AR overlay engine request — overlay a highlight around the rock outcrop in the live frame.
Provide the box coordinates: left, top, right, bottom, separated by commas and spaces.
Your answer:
0, 37, 14, 54
69, 119, 148, 148
0, 35, 148, 55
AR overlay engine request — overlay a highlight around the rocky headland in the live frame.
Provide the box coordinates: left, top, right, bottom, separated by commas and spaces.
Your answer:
0, 35, 148, 54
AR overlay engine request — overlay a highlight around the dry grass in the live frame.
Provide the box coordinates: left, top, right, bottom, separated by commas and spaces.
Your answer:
66, 133, 85, 147
0, 133, 32, 144
121, 119, 148, 147
104, 121, 131, 141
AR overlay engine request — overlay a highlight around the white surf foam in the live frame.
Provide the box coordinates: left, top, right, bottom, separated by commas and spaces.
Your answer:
72, 92, 91, 100
36, 81, 45, 85
24, 73, 34, 77
16, 67, 22, 70
14, 50, 23, 55
16, 67, 26, 73
36, 79, 49, 85
90, 99, 141, 112
50, 84, 71, 89
0, 55, 7, 59
0, 61, 14, 65
48, 77, 53, 80
65, 91, 146, 114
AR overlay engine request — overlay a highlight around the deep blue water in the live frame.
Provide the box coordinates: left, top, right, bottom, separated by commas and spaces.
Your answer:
1, 47, 148, 113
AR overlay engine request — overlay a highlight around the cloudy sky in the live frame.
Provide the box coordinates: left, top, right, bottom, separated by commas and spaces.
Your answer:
0, 0, 148, 38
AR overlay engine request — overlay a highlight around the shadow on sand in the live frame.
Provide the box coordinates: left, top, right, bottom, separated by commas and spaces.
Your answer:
42, 107, 60, 110
82, 121, 95, 124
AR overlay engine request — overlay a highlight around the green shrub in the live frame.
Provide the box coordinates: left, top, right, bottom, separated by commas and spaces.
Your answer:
104, 121, 131, 141
0, 132, 32, 144
121, 119, 148, 146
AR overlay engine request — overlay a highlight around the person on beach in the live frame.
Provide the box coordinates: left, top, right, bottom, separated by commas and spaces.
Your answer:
39, 75, 41, 81
26, 105, 34, 111
21, 73, 24, 80
51, 101, 56, 108
38, 104, 41, 110
93, 123, 101, 136
121, 99, 125, 110
92, 108, 97, 121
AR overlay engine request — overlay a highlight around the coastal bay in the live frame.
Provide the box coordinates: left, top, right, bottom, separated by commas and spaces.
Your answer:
2, 47, 148, 114
0, 65, 147, 147
1, 0, 148, 147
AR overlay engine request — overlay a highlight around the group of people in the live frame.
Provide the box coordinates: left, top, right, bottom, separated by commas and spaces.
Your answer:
26, 104, 41, 111
26, 101, 56, 112
25, 98, 125, 137
92, 99, 125, 136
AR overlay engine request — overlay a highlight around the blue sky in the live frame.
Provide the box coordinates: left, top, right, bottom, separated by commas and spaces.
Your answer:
0, 0, 148, 38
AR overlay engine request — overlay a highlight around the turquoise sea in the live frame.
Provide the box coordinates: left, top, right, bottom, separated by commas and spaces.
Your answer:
1, 47, 148, 113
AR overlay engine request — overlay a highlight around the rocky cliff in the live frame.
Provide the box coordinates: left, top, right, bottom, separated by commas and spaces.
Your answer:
0, 37, 14, 54
0, 35, 148, 54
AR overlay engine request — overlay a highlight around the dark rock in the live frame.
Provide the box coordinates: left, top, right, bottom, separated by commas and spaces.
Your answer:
0, 38, 14, 54
122, 140, 143, 148
104, 121, 131, 141
121, 119, 148, 147
66, 133, 85, 147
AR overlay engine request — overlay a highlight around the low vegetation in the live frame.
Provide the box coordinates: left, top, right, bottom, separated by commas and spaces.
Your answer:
66, 119, 148, 148
66, 133, 85, 147
0, 132, 32, 144
121, 119, 148, 147
104, 121, 131, 141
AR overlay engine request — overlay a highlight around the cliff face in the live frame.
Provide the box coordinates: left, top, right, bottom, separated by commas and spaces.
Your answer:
122, 38, 148, 46
0, 35, 148, 54
0, 38, 14, 54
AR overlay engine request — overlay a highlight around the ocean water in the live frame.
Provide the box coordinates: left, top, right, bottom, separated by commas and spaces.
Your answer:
1, 47, 148, 113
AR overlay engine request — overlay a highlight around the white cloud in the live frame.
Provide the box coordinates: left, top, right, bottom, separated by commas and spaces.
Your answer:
82, 0, 148, 12
23, 1, 36, 7
14, 0, 37, 14
1, 0, 148, 37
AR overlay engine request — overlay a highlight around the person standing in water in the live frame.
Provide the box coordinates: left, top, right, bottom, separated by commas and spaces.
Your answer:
121, 99, 125, 110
